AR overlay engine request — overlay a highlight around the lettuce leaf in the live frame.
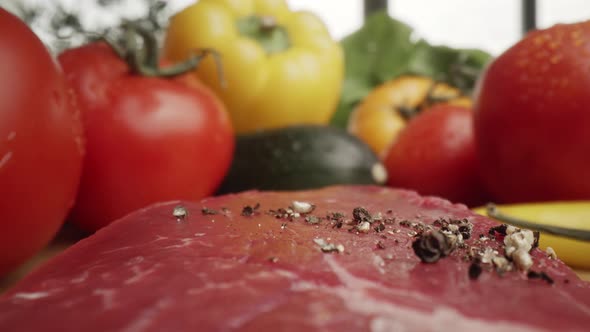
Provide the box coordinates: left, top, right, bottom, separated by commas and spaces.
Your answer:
331, 11, 493, 127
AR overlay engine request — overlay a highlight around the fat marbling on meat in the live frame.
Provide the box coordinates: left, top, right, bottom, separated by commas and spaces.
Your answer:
0, 186, 589, 331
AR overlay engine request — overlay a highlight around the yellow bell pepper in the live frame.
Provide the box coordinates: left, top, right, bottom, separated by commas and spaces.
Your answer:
163, 0, 344, 134
473, 202, 590, 270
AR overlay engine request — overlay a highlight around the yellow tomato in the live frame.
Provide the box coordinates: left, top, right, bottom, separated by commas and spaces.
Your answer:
473, 202, 590, 270
163, 0, 344, 134
347, 75, 471, 158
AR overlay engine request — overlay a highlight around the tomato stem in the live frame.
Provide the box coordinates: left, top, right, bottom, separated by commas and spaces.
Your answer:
127, 22, 159, 69
103, 22, 225, 83
154, 49, 225, 84
486, 203, 590, 242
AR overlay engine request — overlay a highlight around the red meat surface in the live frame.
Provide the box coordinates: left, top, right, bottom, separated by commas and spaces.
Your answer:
0, 186, 588, 331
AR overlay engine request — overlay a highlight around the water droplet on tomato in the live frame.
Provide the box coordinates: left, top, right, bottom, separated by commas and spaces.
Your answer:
52, 89, 63, 108
0, 151, 13, 169
550, 54, 563, 64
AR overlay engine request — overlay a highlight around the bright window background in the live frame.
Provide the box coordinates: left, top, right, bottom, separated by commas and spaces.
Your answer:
165, 0, 365, 41
388, 0, 520, 55
538, 0, 590, 28
4, 0, 590, 56
286, 0, 363, 40
386, 1, 589, 55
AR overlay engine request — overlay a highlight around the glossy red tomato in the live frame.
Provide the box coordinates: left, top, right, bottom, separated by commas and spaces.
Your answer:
0, 9, 84, 275
58, 42, 234, 232
384, 105, 487, 206
474, 21, 590, 203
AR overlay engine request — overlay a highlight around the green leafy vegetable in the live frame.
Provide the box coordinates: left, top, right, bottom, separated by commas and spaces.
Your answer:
331, 11, 493, 127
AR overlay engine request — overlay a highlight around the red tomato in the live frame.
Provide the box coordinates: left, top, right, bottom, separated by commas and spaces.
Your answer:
0, 9, 84, 275
384, 105, 487, 206
474, 21, 590, 203
58, 43, 234, 232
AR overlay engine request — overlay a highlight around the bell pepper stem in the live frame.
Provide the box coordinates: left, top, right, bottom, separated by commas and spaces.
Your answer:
424, 81, 461, 105
486, 203, 590, 242
395, 81, 461, 120
236, 15, 290, 54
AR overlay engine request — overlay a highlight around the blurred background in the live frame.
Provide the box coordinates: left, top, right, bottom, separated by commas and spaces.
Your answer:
2, 0, 590, 55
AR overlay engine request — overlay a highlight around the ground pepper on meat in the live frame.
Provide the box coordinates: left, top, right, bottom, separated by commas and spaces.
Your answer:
268, 208, 289, 219
468, 262, 483, 280
201, 207, 218, 215
241, 203, 260, 217
333, 221, 344, 229
352, 207, 372, 223
305, 215, 321, 225
314, 238, 344, 253
527, 271, 554, 285
434, 218, 474, 241
399, 220, 413, 228
374, 222, 386, 233
455, 219, 473, 240
326, 212, 345, 228
239, 200, 546, 284
327, 212, 345, 220
489, 224, 508, 237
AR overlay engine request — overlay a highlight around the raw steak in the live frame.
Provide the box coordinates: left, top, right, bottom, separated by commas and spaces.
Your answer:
0, 186, 589, 331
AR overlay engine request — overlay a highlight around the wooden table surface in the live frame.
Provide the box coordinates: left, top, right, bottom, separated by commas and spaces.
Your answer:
0, 224, 86, 293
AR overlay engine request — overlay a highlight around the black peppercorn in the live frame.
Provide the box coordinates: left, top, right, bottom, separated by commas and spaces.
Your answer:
352, 207, 372, 223
468, 262, 483, 280
527, 270, 554, 285
412, 230, 454, 263
241, 203, 260, 217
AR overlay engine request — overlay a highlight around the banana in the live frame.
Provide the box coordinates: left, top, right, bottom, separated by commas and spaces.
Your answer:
473, 202, 590, 270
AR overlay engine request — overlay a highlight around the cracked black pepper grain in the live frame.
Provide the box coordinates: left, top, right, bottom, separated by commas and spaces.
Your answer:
527, 271, 554, 285
352, 207, 372, 223
374, 222, 386, 233
241, 203, 260, 217
201, 207, 218, 215
488, 224, 507, 237
326, 212, 345, 228
412, 230, 454, 263
468, 262, 483, 280
305, 215, 321, 225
